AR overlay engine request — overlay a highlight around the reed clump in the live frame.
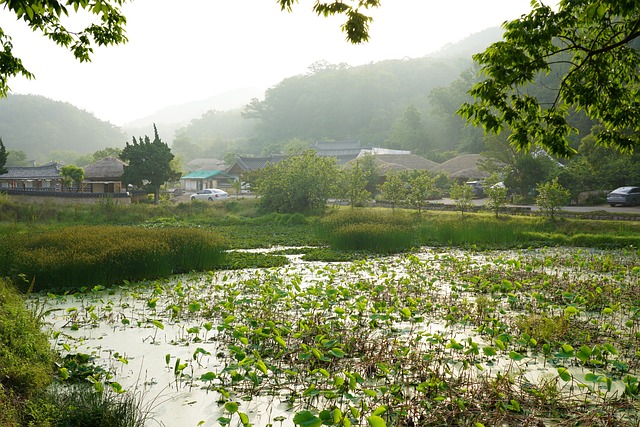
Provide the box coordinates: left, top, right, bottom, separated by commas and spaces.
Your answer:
0, 226, 227, 291
320, 209, 418, 253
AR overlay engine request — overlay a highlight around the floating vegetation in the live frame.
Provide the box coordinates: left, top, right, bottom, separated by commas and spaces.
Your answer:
31, 247, 640, 426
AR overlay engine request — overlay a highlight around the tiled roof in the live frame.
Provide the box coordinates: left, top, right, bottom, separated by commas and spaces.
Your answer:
181, 170, 231, 180
235, 155, 285, 171
1, 163, 62, 180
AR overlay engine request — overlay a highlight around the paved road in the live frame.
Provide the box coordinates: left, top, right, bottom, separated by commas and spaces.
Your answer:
440, 198, 640, 214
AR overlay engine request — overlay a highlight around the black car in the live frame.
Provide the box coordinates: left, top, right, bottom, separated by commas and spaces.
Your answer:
607, 186, 640, 207
465, 181, 484, 198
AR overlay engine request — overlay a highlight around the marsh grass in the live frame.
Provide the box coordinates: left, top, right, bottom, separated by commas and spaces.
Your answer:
1, 226, 227, 291
26, 385, 149, 427
321, 209, 640, 250
320, 208, 418, 253
0, 279, 54, 426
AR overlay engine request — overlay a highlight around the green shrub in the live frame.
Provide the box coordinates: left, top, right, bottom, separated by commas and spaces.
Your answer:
0, 278, 55, 425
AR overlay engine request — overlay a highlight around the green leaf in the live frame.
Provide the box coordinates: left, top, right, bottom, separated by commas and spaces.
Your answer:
224, 402, 239, 414
238, 412, 250, 426
329, 348, 345, 358
293, 410, 322, 427
509, 351, 524, 361
367, 415, 387, 427
275, 335, 287, 348
557, 367, 571, 382
151, 319, 164, 330
372, 406, 387, 416
576, 345, 592, 363
333, 408, 342, 424
256, 360, 268, 374
200, 372, 216, 381
584, 373, 602, 382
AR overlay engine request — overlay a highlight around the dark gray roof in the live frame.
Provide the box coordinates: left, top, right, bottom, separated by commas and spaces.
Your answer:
231, 155, 285, 172
1, 162, 62, 179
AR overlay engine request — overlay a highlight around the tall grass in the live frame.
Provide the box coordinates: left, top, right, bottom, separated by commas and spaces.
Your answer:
320, 208, 640, 251
26, 385, 149, 427
320, 209, 419, 253
0, 226, 228, 291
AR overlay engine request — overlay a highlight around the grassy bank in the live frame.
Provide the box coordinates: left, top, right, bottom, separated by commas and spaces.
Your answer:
3, 200, 640, 292
0, 278, 149, 426
321, 208, 640, 252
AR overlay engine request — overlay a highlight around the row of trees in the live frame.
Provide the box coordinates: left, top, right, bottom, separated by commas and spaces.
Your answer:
247, 151, 572, 219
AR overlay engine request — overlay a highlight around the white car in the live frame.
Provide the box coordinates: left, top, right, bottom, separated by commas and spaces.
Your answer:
190, 188, 229, 201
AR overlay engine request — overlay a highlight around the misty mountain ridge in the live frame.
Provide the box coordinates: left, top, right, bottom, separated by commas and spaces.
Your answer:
122, 87, 264, 139
427, 27, 504, 59
1, 27, 502, 160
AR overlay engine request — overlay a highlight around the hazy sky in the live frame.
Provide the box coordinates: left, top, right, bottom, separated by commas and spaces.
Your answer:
1, 0, 533, 126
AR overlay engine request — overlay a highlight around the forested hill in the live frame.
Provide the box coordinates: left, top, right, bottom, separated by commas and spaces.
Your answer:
0, 94, 125, 160
176, 28, 506, 160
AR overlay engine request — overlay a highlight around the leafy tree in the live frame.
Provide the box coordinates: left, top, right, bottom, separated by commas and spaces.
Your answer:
93, 147, 123, 162
483, 173, 508, 218
0, 1, 128, 97
406, 171, 434, 213
429, 67, 485, 154
459, 1, 640, 156
378, 171, 406, 210
481, 135, 561, 201
230, 179, 242, 199
253, 151, 337, 213
278, 0, 380, 44
536, 178, 571, 220
450, 181, 474, 216
339, 160, 371, 208
0, 139, 7, 175
385, 105, 429, 153
5, 149, 28, 167
60, 164, 84, 192
120, 125, 181, 205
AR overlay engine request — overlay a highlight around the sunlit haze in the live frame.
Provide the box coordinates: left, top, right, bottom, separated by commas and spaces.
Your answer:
0, 0, 533, 125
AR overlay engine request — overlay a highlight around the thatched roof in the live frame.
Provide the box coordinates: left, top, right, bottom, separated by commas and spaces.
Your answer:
83, 157, 125, 180
432, 154, 489, 179
347, 153, 439, 175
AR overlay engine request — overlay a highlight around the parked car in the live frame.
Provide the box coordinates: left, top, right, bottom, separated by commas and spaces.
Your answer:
465, 181, 485, 198
607, 186, 640, 207
190, 188, 229, 201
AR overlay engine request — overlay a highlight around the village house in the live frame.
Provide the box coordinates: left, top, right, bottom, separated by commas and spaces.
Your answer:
0, 162, 64, 190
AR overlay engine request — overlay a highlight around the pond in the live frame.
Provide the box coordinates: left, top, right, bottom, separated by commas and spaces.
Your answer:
31, 246, 640, 426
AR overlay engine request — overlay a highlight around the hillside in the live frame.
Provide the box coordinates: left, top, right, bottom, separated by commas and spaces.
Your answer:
0, 94, 126, 160
122, 87, 263, 141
